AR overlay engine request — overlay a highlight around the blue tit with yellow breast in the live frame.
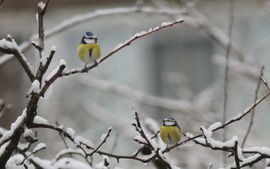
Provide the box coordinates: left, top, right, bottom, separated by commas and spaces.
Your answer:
77, 32, 101, 66
160, 117, 181, 145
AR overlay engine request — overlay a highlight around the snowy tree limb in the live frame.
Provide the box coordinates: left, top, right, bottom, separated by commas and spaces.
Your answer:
0, 36, 35, 81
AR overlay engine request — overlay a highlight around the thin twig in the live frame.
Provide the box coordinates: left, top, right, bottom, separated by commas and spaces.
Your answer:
36, 0, 50, 54
88, 127, 112, 156
241, 66, 264, 148
222, 0, 235, 165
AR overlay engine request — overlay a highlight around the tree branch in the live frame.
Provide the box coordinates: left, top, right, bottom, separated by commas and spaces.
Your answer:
0, 37, 35, 81
61, 18, 184, 76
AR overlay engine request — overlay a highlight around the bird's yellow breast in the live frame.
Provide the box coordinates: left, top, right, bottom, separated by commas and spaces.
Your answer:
160, 126, 181, 144
77, 43, 101, 63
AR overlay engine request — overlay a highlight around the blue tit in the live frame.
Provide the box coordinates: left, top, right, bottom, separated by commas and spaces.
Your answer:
160, 117, 181, 145
77, 32, 101, 66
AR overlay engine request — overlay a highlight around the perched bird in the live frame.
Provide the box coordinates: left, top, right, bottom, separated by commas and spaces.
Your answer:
160, 117, 181, 145
77, 32, 101, 66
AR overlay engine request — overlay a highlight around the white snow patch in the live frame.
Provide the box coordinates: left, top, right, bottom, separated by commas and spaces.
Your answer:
244, 146, 270, 156
38, 2, 46, 10
45, 59, 66, 81
6, 154, 25, 169
66, 127, 75, 138
33, 116, 49, 125
0, 141, 9, 156
51, 45, 56, 51
27, 80, 40, 95
208, 122, 222, 131
74, 136, 93, 147
161, 21, 172, 27
54, 158, 93, 169
23, 127, 34, 138
185, 132, 194, 138
33, 142, 46, 152
53, 148, 84, 163
11, 109, 27, 130
95, 156, 110, 169
0, 37, 19, 50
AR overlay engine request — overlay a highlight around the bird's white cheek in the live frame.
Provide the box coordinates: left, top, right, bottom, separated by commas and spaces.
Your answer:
84, 39, 95, 44
164, 121, 175, 126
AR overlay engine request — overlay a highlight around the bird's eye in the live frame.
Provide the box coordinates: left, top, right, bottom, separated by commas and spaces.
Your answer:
84, 38, 96, 44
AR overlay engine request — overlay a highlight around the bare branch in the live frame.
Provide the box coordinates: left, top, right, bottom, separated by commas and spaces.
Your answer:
242, 66, 264, 148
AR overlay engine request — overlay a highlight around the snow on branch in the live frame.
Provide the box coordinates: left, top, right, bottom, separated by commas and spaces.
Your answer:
62, 18, 184, 76
0, 35, 35, 81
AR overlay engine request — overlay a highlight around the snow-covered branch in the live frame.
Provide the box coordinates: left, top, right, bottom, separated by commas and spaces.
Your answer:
0, 35, 35, 81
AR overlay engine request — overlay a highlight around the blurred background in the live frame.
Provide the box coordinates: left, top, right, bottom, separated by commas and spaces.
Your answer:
1, 0, 270, 168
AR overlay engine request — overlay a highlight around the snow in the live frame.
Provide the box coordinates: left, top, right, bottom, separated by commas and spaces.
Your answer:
54, 158, 93, 169
10, 109, 26, 130
18, 142, 30, 150
0, 37, 19, 51
33, 142, 46, 152
27, 80, 40, 95
45, 59, 66, 81
244, 146, 270, 156
241, 154, 261, 166
33, 115, 49, 125
95, 156, 110, 169
185, 132, 194, 138
66, 127, 75, 138
38, 2, 46, 10
51, 45, 56, 51
6, 154, 26, 169
53, 148, 84, 162
0, 141, 9, 155
134, 135, 146, 143
161, 21, 173, 27
200, 126, 238, 148
23, 127, 34, 138
74, 135, 93, 147
208, 122, 222, 131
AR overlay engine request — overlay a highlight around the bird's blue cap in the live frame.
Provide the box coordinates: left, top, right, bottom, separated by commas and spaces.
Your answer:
84, 32, 97, 39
